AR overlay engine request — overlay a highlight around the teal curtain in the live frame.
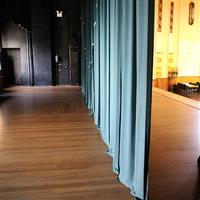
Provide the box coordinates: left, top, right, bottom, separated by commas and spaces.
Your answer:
81, 0, 154, 199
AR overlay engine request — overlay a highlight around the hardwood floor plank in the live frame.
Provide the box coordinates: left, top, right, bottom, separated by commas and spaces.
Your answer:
0, 86, 133, 200
149, 90, 200, 200
1, 86, 199, 200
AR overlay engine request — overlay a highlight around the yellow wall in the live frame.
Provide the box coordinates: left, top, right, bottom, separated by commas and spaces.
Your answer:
177, 0, 200, 77
153, 0, 170, 79
153, 0, 200, 80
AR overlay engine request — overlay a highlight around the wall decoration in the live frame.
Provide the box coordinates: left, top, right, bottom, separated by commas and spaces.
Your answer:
170, 2, 174, 33
156, 52, 162, 77
168, 53, 176, 73
188, 2, 195, 25
157, 0, 163, 32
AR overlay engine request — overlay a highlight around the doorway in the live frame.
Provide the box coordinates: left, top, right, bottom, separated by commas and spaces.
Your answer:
2, 48, 21, 86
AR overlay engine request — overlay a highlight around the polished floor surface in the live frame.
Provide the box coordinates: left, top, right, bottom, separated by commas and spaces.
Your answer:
0, 86, 133, 200
149, 89, 200, 200
0, 86, 199, 200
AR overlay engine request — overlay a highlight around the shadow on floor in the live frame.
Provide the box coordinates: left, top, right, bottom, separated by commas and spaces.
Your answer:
0, 89, 13, 104
0, 96, 12, 104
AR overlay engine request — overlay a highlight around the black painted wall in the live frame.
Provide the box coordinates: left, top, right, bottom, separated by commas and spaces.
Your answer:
31, 0, 52, 86
0, 25, 3, 89
1, 19, 29, 85
0, 0, 81, 86
52, 0, 80, 85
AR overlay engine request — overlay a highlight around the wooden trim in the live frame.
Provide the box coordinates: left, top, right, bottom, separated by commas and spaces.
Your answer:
152, 78, 168, 91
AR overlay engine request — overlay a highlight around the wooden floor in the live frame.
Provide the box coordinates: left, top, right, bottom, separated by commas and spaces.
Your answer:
0, 86, 199, 200
149, 89, 200, 200
0, 87, 133, 200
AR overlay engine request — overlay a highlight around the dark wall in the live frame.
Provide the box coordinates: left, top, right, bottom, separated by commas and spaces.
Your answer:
52, 0, 80, 85
0, 0, 81, 87
1, 19, 29, 85
0, 27, 3, 89
0, 0, 31, 31
31, 0, 52, 85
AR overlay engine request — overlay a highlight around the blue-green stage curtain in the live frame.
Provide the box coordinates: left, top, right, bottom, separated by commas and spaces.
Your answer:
81, 0, 154, 199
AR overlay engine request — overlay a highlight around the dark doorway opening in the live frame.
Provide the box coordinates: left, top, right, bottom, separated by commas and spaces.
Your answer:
2, 48, 21, 86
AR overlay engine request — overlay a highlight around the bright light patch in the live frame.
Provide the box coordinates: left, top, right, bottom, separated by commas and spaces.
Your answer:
56, 10, 63, 18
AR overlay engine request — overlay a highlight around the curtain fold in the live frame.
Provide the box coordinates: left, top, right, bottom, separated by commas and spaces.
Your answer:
81, 0, 154, 199
93, 0, 100, 127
